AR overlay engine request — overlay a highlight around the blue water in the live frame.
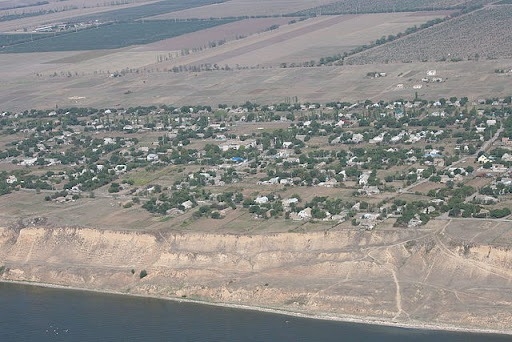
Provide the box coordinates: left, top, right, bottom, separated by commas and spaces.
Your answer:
0, 282, 510, 341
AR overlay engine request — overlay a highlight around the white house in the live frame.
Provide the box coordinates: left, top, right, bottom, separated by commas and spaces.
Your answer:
255, 196, 269, 204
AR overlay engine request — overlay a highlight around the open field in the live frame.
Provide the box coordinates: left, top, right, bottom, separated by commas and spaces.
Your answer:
346, 5, 512, 64
149, 0, 337, 19
1, 56, 510, 111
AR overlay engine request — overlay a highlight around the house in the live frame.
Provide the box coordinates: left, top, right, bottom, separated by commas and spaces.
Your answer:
297, 208, 312, 220
146, 154, 159, 162
472, 194, 498, 204
351, 133, 364, 143
6, 175, 17, 184
358, 171, 371, 185
231, 157, 245, 163
283, 198, 299, 206
255, 196, 269, 204
501, 153, 512, 162
477, 155, 492, 164
181, 200, 194, 210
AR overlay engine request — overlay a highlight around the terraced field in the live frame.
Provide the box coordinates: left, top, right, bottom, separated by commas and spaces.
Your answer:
346, 5, 512, 64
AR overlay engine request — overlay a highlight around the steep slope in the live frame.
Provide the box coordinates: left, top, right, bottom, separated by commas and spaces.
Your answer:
1, 223, 511, 332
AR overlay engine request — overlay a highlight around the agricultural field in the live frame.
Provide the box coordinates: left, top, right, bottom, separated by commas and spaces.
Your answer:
0, 19, 235, 53
150, 11, 449, 68
0, 2, 155, 33
136, 17, 294, 52
346, 5, 512, 64
291, 0, 494, 16
69, 0, 227, 23
0, 0, 151, 14
148, 0, 337, 20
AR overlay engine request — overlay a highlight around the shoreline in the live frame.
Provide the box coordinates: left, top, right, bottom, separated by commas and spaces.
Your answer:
2, 279, 511, 337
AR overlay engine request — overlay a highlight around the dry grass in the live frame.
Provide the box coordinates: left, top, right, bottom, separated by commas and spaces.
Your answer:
346, 5, 512, 64
2, 57, 512, 112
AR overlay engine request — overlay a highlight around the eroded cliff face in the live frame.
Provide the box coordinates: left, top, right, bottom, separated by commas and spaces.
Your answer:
1, 225, 512, 331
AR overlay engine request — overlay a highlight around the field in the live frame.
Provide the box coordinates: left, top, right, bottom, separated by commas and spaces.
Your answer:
136, 17, 294, 52
0, 19, 235, 53
148, 0, 337, 19
0, 1, 510, 110
0, 0, 152, 15
346, 5, 512, 64
0, 2, 155, 32
148, 11, 450, 68
291, 0, 494, 15
68, 0, 227, 23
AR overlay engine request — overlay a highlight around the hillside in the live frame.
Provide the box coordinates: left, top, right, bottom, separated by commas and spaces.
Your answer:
1, 220, 512, 333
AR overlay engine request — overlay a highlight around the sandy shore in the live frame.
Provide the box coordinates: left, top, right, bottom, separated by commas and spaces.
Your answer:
2, 279, 511, 336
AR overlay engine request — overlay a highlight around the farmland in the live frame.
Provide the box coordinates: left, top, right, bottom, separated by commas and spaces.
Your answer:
148, 0, 337, 20
346, 5, 512, 64
68, 0, 227, 23
291, 0, 494, 16
0, 19, 235, 53
149, 12, 450, 69
136, 17, 294, 52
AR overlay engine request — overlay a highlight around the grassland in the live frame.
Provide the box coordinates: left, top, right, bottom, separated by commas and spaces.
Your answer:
346, 5, 512, 64
0, 19, 235, 53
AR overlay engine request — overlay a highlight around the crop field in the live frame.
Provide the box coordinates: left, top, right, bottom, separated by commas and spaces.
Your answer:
291, 0, 494, 16
0, 19, 235, 53
0, 0, 152, 15
0, 2, 156, 33
346, 5, 512, 64
70, 0, 226, 23
155, 11, 449, 68
136, 17, 293, 52
149, 0, 337, 19
0, 32, 49, 46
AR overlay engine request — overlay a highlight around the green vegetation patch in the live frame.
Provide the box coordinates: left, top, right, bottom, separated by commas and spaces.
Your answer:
0, 33, 51, 47
0, 19, 236, 53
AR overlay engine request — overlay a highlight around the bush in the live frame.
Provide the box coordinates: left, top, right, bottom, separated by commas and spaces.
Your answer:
490, 208, 511, 218
139, 269, 148, 279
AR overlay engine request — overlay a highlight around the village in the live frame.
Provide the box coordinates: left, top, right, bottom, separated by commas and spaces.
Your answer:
1, 90, 512, 231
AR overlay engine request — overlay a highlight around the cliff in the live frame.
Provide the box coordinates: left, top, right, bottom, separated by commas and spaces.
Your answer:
1, 223, 512, 332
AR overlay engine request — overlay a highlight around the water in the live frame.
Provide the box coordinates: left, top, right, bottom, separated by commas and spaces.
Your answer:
0, 282, 510, 342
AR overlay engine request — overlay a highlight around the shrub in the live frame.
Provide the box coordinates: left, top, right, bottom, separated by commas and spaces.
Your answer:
139, 269, 148, 279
